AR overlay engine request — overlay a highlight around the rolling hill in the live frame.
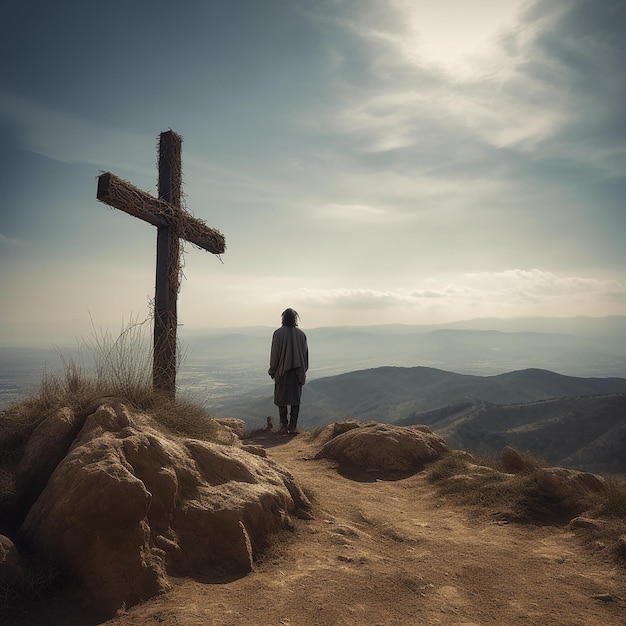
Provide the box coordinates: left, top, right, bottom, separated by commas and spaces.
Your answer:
226, 366, 626, 425
222, 366, 626, 474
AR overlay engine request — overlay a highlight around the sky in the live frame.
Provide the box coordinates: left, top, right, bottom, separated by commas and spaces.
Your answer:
1, 0, 625, 345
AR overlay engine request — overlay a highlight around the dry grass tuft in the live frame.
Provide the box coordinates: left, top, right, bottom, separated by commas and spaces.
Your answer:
426, 450, 626, 566
599, 477, 626, 518
427, 450, 587, 522
144, 394, 221, 441
427, 450, 472, 481
427, 451, 535, 515
0, 319, 223, 522
3, 318, 220, 440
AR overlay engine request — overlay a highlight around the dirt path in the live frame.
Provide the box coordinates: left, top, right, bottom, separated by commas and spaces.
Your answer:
102, 430, 625, 626
17, 430, 626, 625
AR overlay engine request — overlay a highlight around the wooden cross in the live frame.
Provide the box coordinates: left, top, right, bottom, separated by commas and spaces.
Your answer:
96, 130, 226, 396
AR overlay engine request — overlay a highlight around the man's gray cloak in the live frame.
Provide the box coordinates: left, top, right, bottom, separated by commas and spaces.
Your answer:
268, 326, 309, 406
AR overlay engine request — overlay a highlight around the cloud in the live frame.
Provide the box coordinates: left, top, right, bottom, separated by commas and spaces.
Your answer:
328, 12, 567, 155
382, 0, 530, 79
498, 0, 626, 175
318, 0, 626, 180
282, 269, 625, 320
0, 232, 26, 246
0, 232, 31, 263
294, 287, 415, 309
463, 269, 624, 300
333, 85, 565, 156
313, 203, 397, 223
303, 0, 625, 284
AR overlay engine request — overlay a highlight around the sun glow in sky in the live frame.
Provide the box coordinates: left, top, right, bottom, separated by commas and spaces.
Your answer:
374, 0, 529, 76
1, 0, 625, 345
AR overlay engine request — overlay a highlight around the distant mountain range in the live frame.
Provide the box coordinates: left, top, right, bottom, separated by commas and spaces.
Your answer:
222, 366, 626, 474
182, 315, 626, 383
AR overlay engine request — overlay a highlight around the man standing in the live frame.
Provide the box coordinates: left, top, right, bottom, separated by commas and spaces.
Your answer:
268, 308, 309, 434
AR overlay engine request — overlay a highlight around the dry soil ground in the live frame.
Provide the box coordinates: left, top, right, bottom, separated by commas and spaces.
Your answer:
15, 430, 626, 626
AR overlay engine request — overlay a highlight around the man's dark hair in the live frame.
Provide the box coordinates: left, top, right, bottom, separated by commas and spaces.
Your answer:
281, 308, 299, 327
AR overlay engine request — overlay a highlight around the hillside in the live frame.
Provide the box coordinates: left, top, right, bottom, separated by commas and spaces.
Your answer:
19, 428, 626, 626
417, 394, 626, 474
305, 367, 626, 420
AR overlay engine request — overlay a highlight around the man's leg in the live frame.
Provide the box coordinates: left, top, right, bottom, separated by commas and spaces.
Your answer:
288, 405, 299, 431
279, 406, 288, 431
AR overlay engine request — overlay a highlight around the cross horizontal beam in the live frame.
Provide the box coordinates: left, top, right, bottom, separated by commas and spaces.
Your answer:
97, 172, 226, 255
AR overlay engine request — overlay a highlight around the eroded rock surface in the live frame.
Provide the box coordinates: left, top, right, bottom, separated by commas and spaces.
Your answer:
19, 402, 309, 616
15, 406, 83, 513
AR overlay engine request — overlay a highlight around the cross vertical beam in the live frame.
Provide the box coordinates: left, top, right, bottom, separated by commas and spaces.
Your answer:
154, 131, 182, 395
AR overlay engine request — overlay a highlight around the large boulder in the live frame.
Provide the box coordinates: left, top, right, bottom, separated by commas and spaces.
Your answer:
315, 422, 448, 475
19, 401, 310, 617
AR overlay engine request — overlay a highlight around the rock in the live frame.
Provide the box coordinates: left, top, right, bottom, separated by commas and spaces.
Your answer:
455, 450, 476, 463
20, 402, 310, 617
314, 420, 364, 445
208, 421, 244, 447
616, 534, 626, 558
568, 516, 604, 531
242, 444, 268, 458
328, 420, 363, 439
315, 422, 448, 474
573, 471, 605, 493
0, 534, 22, 582
15, 407, 84, 513
535, 467, 605, 510
501, 446, 537, 473
592, 593, 615, 602
214, 418, 246, 439
82, 395, 129, 416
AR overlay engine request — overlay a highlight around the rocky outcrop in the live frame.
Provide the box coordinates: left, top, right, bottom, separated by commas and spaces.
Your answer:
18, 400, 310, 616
315, 421, 448, 475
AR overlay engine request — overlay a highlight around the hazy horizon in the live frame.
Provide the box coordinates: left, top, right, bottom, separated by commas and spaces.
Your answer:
1, 313, 625, 349
2, 314, 625, 411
